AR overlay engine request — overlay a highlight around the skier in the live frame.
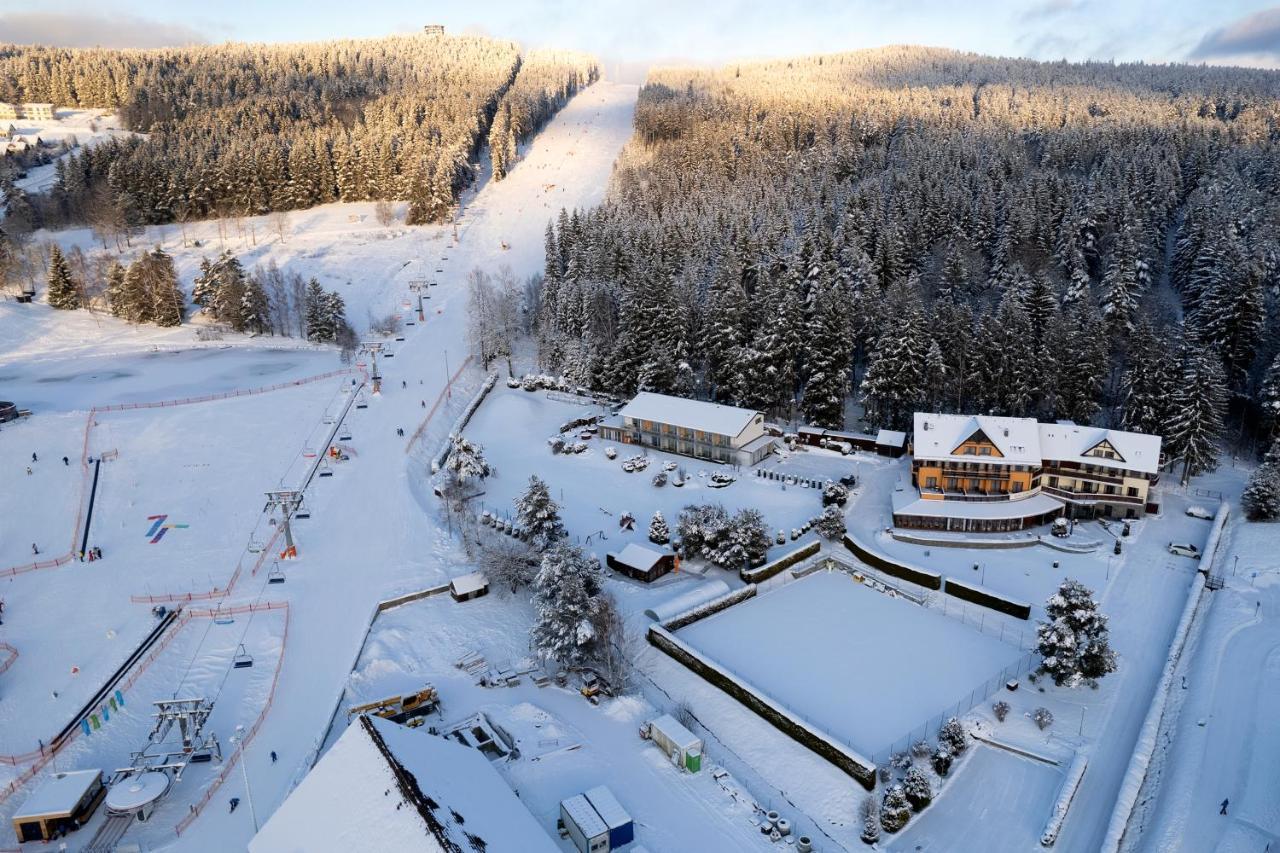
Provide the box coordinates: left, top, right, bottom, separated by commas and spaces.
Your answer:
31, 452, 37, 463
421, 400, 426, 408
31, 543, 38, 555
95, 546, 102, 560
401, 380, 407, 389
270, 750, 278, 764
1220, 798, 1229, 815
229, 797, 240, 813
62, 456, 69, 466
25, 467, 31, 475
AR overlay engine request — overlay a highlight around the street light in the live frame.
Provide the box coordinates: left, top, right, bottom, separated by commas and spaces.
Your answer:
229, 726, 259, 833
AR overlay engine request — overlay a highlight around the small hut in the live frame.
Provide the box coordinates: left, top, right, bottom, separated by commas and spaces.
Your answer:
449, 571, 489, 602
606, 543, 674, 583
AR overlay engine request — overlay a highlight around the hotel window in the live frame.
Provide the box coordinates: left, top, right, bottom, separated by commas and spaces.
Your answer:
979, 447, 991, 456
925, 476, 938, 488
1127, 486, 1139, 497
964, 446, 975, 455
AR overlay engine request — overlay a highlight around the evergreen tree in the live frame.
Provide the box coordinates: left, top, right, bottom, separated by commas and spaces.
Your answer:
648, 510, 669, 544
446, 435, 491, 480
530, 544, 602, 666
240, 274, 270, 334
1242, 441, 1280, 521
46, 244, 81, 310
1120, 320, 1177, 435
1260, 353, 1280, 440
104, 260, 127, 316
902, 767, 933, 811
880, 785, 911, 833
1100, 225, 1143, 339
515, 475, 565, 550
304, 278, 331, 342
1166, 344, 1227, 485
860, 278, 926, 428
1036, 579, 1117, 688
145, 248, 184, 327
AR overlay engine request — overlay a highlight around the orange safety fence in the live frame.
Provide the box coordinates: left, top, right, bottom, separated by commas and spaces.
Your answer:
0, 643, 16, 675
1, 369, 356, 581
406, 354, 474, 453
175, 603, 290, 836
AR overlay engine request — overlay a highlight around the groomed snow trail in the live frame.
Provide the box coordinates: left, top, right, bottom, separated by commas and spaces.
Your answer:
174, 81, 639, 851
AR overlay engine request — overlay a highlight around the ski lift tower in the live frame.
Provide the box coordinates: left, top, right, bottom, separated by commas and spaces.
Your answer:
407, 281, 429, 322
359, 341, 386, 394
264, 489, 304, 559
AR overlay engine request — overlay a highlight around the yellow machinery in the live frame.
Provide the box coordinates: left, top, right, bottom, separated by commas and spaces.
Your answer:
347, 685, 439, 724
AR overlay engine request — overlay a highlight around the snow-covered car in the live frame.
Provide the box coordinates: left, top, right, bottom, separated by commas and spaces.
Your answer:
1185, 506, 1213, 520
578, 430, 593, 440
604, 447, 617, 460
1167, 543, 1201, 558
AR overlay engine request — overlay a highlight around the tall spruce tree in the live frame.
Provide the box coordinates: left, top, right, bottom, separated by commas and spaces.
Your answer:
1166, 343, 1227, 485
46, 244, 80, 310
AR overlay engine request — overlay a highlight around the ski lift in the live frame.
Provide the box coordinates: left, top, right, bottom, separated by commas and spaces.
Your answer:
232, 645, 254, 669
247, 537, 264, 554
356, 396, 369, 409
395, 336, 405, 342
302, 446, 318, 459
383, 352, 395, 359
323, 415, 336, 425
294, 509, 311, 520
405, 321, 416, 326
214, 609, 235, 626
338, 429, 352, 442
318, 461, 334, 478
267, 562, 285, 584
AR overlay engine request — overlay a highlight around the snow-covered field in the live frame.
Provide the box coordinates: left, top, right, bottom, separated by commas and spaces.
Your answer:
677, 570, 1027, 759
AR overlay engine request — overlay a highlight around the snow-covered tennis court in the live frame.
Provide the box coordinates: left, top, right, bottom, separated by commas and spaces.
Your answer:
677, 570, 1028, 758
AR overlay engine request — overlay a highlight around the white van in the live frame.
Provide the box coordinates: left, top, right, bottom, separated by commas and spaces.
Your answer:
1167, 543, 1200, 558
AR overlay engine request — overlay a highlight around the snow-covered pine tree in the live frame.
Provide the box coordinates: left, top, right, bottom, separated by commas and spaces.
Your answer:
303, 278, 330, 342
146, 248, 184, 327
530, 543, 602, 666
1166, 344, 1227, 485
515, 475, 565, 550
1052, 300, 1105, 424
1036, 579, 1117, 688
1100, 224, 1142, 339
1242, 442, 1280, 521
446, 434, 491, 481
676, 503, 729, 560
119, 255, 155, 324
648, 510, 669, 544
240, 274, 270, 334
1120, 320, 1177, 436
859, 277, 925, 429
104, 260, 127, 317
46, 244, 80, 309
709, 507, 770, 569
938, 717, 967, 753
902, 767, 933, 811
1260, 353, 1280, 441
191, 257, 216, 309
880, 785, 911, 833
813, 505, 846, 539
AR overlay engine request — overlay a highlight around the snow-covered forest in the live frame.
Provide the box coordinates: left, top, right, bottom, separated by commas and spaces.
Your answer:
535, 47, 1280, 460
0, 34, 596, 230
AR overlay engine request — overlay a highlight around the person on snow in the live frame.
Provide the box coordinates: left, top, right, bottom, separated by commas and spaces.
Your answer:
26, 467, 31, 475
31, 452, 37, 463
229, 797, 240, 813
401, 381, 407, 389
270, 751, 278, 763
31, 543, 38, 555
62, 456, 69, 466
421, 400, 426, 408
1220, 798, 1229, 815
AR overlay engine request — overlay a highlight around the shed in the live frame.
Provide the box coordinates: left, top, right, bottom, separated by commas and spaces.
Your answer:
647, 714, 703, 773
11, 769, 105, 842
606, 543, 674, 583
560, 794, 610, 853
450, 571, 489, 602
584, 785, 634, 849
875, 429, 908, 457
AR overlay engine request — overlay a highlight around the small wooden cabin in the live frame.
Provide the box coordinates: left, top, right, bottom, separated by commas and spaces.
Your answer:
606, 543, 674, 583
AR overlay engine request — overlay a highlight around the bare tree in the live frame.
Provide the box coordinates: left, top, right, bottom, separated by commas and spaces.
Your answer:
374, 200, 397, 228
591, 592, 633, 693
477, 530, 537, 594
271, 210, 291, 243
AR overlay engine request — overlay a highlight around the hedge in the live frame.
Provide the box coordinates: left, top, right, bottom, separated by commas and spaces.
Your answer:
661, 585, 758, 632
842, 533, 943, 590
647, 625, 877, 789
740, 540, 821, 583
943, 577, 1031, 620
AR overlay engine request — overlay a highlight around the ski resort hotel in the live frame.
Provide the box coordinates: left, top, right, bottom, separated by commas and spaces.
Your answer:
895, 413, 1162, 533
598, 392, 777, 466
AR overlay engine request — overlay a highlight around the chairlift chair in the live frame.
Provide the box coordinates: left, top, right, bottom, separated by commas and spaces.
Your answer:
319, 460, 334, 478
302, 446, 318, 459
214, 609, 235, 626
267, 562, 285, 584
247, 538, 264, 554
233, 645, 254, 668
339, 430, 352, 442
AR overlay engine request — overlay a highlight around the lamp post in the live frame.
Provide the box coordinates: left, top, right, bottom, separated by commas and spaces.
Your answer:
230, 726, 258, 833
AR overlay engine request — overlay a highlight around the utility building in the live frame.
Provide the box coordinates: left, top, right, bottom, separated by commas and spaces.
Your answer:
599, 392, 776, 466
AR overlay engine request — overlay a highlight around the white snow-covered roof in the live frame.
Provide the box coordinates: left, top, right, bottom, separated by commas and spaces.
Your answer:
1037, 424, 1161, 475
450, 571, 488, 595
893, 491, 1064, 520
250, 716, 556, 853
876, 429, 907, 448
584, 785, 631, 831
643, 578, 732, 622
614, 543, 665, 572
13, 770, 102, 818
560, 794, 608, 838
913, 413, 1041, 465
650, 714, 702, 750
619, 392, 760, 438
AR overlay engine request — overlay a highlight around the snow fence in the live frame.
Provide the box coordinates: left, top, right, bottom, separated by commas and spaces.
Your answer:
1101, 501, 1229, 853
647, 623, 878, 789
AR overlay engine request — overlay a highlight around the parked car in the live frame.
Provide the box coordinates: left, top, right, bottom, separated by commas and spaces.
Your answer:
1185, 506, 1214, 521
1167, 543, 1201, 558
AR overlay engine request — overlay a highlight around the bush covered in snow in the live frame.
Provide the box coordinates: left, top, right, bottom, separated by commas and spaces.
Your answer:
890, 750, 913, 771
822, 482, 849, 506
912, 739, 933, 759
1034, 707, 1055, 730
812, 504, 847, 539
903, 767, 933, 811
446, 434, 491, 480
675, 503, 771, 569
859, 795, 880, 844
1037, 579, 1118, 688
880, 784, 911, 833
652, 470, 668, 487
931, 747, 953, 777
939, 717, 967, 754
993, 700, 1011, 722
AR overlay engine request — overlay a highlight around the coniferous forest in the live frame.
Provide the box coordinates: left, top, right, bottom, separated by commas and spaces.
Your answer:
535, 48, 1280, 468
0, 34, 596, 230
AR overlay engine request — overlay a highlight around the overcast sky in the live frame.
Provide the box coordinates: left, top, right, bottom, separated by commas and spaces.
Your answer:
2, 0, 1278, 75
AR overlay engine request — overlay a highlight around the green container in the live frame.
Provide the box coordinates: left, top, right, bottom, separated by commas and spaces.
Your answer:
685, 749, 701, 773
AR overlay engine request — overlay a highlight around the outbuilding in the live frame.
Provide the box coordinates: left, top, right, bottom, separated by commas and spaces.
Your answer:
646, 714, 703, 773
584, 785, 634, 849
0, 401, 18, 423
606, 543, 674, 583
560, 793, 610, 853
450, 571, 489, 602
11, 769, 105, 842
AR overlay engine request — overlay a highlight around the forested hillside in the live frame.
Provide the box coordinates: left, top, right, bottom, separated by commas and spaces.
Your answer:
0, 34, 596, 230
537, 47, 1280, 464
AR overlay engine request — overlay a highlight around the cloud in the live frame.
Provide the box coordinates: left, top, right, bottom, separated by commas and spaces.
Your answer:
1018, 0, 1085, 23
0, 12, 210, 49
1189, 6, 1280, 61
